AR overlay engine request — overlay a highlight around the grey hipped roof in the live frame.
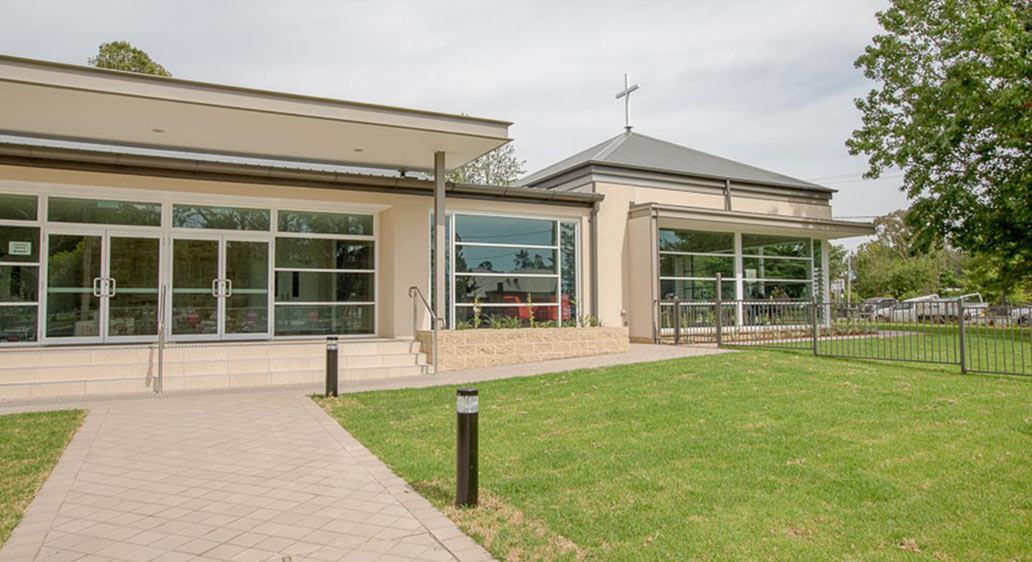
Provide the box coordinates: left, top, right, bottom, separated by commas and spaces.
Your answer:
518, 131, 832, 192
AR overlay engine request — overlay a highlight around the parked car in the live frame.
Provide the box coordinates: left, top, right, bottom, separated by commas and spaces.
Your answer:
861, 297, 897, 319
877, 294, 939, 323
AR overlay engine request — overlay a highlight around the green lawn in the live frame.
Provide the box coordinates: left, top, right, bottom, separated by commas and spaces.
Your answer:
317, 351, 1032, 561
0, 410, 84, 547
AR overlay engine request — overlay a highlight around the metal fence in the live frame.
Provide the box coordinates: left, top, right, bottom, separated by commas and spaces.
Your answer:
654, 297, 1032, 377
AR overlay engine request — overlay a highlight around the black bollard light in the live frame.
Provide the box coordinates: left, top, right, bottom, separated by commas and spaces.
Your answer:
456, 388, 479, 507
325, 336, 339, 397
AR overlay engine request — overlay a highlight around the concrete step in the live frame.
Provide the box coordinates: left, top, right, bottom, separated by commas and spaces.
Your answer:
340, 364, 428, 380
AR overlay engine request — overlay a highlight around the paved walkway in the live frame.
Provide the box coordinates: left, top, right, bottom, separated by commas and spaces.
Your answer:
0, 344, 726, 561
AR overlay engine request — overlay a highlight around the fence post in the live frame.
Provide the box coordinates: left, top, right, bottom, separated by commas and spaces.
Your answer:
810, 294, 818, 356
672, 295, 681, 345
957, 301, 967, 374
714, 273, 723, 347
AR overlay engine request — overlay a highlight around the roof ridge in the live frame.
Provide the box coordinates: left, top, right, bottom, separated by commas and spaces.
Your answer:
591, 131, 631, 161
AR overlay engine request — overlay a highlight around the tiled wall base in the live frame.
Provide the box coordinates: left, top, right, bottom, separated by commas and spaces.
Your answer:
0, 339, 427, 401
415, 326, 629, 371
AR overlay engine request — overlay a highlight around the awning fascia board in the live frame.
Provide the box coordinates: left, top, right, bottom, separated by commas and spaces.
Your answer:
631, 202, 875, 239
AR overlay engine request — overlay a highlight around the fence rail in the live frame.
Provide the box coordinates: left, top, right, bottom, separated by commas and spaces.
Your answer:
655, 297, 1031, 377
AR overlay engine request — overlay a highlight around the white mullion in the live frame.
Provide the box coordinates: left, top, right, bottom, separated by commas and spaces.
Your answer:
455, 272, 559, 279
455, 241, 558, 250
272, 267, 375, 274
274, 302, 376, 306
274, 231, 375, 241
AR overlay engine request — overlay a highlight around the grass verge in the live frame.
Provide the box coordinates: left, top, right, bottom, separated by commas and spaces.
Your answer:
0, 410, 85, 547
317, 351, 1031, 561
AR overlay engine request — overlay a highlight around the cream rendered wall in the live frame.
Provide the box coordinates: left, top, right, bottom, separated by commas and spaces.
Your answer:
0, 164, 590, 340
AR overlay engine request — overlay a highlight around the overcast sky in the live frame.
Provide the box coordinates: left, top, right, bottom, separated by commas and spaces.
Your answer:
0, 0, 906, 247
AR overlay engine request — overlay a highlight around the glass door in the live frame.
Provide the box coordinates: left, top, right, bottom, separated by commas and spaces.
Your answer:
106, 234, 161, 341
171, 237, 221, 339
170, 236, 269, 340
45, 232, 104, 343
223, 239, 269, 338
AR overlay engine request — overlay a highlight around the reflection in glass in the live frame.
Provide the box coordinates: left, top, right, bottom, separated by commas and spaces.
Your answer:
275, 239, 373, 270
742, 257, 811, 281
278, 210, 373, 236
171, 239, 219, 335
660, 279, 736, 301
46, 234, 102, 338
659, 229, 734, 253
455, 276, 557, 304
0, 265, 39, 302
172, 205, 270, 231
274, 304, 374, 336
744, 281, 811, 300
560, 222, 578, 322
741, 234, 811, 258
0, 194, 37, 221
455, 215, 555, 246
108, 237, 159, 337
660, 255, 735, 278
275, 271, 373, 303
0, 305, 36, 342
454, 304, 560, 327
225, 241, 268, 334
454, 246, 555, 274
48, 197, 161, 226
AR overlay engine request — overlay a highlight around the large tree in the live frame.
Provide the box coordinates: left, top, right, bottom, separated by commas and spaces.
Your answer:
448, 144, 525, 186
847, 0, 1031, 289
88, 41, 171, 76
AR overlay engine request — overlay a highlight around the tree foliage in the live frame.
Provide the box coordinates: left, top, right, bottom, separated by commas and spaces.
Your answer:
852, 210, 961, 299
448, 144, 525, 186
88, 41, 171, 77
848, 0, 1032, 288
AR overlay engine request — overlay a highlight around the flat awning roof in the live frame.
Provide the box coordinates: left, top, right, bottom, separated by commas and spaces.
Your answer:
0, 55, 511, 172
630, 202, 875, 239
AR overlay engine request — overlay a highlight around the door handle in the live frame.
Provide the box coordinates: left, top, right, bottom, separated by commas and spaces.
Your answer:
224, 279, 232, 298
93, 277, 103, 297
212, 278, 221, 297
107, 277, 117, 298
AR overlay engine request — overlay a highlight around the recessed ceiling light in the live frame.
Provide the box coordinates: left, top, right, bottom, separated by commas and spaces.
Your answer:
151, 128, 166, 134
353, 148, 364, 152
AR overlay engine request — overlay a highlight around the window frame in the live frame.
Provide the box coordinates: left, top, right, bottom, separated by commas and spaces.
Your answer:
0, 191, 42, 346
444, 211, 581, 328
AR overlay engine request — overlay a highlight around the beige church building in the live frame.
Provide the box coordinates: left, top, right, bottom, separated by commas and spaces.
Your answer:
0, 55, 871, 400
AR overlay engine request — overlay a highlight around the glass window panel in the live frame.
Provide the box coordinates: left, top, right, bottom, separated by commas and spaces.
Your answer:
455, 215, 556, 246
742, 257, 812, 280
171, 239, 219, 336
455, 275, 558, 304
560, 222, 578, 323
172, 204, 270, 231
276, 238, 373, 270
275, 271, 374, 303
744, 281, 811, 300
454, 304, 560, 328
454, 245, 555, 274
741, 234, 811, 258
277, 210, 373, 236
0, 226, 40, 262
0, 305, 37, 342
49, 197, 161, 226
658, 229, 734, 253
0, 193, 37, 221
660, 255, 734, 278
274, 304, 374, 336
0, 265, 39, 302
660, 279, 736, 301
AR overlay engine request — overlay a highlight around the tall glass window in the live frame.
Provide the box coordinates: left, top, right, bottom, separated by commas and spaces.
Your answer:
451, 214, 579, 327
741, 234, 813, 299
0, 194, 40, 343
659, 229, 735, 300
273, 211, 375, 336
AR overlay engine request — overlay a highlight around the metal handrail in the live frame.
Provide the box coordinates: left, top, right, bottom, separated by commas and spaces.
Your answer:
408, 286, 440, 375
